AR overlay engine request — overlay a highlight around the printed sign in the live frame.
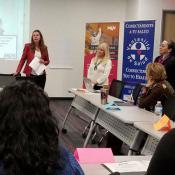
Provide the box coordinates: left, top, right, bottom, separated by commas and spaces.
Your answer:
0, 35, 17, 59
122, 20, 155, 100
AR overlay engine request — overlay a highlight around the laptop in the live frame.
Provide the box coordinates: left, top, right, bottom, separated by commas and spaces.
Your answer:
83, 77, 100, 93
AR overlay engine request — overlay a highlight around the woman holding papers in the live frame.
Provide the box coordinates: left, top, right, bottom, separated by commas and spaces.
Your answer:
0, 81, 84, 175
87, 42, 112, 90
14, 29, 50, 89
138, 63, 174, 112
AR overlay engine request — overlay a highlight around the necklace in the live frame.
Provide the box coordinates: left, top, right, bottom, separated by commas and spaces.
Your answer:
94, 59, 102, 70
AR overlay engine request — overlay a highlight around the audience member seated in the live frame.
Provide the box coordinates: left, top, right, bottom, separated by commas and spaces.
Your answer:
139, 63, 174, 112
154, 40, 175, 90
0, 81, 84, 175
146, 128, 175, 175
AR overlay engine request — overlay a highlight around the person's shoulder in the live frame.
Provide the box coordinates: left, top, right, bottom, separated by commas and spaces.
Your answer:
23, 43, 31, 49
57, 147, 84, 175
59, 146, 70, 157
165, 128, 175, 138
151, 82, 164, 92
25, 43, 31, 47
42, 45, 48, 51
161, 128, 175, 145
154, 82, 164, 88
154, 55, 161, 62
162, 80, 174, 92
167, 55, 175, 62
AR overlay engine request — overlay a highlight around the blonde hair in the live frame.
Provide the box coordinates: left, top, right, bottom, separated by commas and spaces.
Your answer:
94, 42, 110, 63
146, 63, 166, 82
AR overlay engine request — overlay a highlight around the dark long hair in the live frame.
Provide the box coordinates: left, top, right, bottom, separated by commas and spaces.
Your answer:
168, 40, 175, 56
0, 81, 60, 175
31, 29, 45, 52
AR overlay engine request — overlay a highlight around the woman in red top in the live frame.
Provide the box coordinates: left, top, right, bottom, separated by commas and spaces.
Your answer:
14, 29, 50, 89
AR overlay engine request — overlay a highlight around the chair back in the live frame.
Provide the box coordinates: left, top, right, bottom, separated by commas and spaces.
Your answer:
163, 94, 175, 121
109, 79, 125, 98
132, 83, 143, 105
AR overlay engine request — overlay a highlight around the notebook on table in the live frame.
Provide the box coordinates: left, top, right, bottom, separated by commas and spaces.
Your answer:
113, 101, 134, 106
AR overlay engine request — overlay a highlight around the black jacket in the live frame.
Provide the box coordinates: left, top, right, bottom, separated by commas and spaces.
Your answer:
155, 55, 175, 90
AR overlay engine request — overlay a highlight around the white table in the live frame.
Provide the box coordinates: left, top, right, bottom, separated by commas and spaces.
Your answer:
134, 121, 173, 155
61, 89, 156, 153
81, 156, 151, 175
61, 89, 100, 147
90, 96, 156, 154
61, 89, 99, 128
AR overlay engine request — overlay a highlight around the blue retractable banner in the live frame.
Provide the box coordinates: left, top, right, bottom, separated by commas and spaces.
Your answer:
122, 20, 155, 100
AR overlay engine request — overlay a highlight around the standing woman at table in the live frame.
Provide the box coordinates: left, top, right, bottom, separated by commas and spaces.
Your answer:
14, 29, 50, 89
154, 40, 175, 90
87, 42, 112, 90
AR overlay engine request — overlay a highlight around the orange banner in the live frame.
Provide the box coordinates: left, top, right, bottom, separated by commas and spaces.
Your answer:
83, 22, 120, 85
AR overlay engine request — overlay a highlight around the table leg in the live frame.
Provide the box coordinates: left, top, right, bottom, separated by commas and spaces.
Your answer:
83, 121, 97, 147
61, 104, 74, 133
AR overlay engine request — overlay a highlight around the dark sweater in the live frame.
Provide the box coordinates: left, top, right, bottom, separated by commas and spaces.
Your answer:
155, 55, 175, 90
147, 128, 175, 175
139, 80, 174, 111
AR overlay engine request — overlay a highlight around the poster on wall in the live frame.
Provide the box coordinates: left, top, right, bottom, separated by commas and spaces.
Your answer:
83, 22, 120, 85
122, 20, 155, 100
0, 35, 17, 59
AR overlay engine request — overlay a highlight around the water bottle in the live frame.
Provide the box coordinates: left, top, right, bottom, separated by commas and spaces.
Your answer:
154, 101, 163, 117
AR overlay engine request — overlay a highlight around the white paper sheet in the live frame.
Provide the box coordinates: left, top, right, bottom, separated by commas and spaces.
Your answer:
29, 57, 46, 75
103, 160, 150, 173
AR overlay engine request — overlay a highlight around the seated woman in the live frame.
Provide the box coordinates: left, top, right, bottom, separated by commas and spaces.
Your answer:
147, 128, 175, 175
139, 63, 174, 112
87, 42, 112, 90
0, 81, 84, 175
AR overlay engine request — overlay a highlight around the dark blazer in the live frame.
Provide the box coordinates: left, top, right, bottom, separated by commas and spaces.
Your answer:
138, 80, 174, 111
155, 55, 175, 90
16, 43, 50, 76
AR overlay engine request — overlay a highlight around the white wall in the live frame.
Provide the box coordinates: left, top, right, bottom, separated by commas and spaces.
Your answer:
125, 0, 175, 59
30, 0, 126, 97
0, 0, 175, 97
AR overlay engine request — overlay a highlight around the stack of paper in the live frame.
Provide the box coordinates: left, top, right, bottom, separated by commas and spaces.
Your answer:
74, 148, 115, 164
103, 160, 150, 173
29, 57, 46, 75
